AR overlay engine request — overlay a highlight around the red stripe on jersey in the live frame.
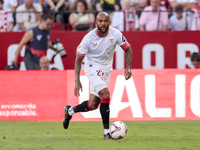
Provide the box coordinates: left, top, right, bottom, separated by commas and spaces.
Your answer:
121, 41, 130, 51
31, 48, 47, 57
78, 52, 86, 56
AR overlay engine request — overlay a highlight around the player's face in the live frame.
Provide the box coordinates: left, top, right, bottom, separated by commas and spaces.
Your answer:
96, 15, 111, 34
42, 19, 54, 30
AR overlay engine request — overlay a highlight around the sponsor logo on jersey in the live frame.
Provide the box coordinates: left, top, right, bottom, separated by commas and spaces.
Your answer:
109, 38, 114, 44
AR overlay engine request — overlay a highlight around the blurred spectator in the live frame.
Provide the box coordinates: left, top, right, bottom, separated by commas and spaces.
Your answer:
168, 5, 188, 30
11, 11, 58, 70
169, 0, 196, 14
39, 56, 58, 70
190, 0, 200, 30
0, 0, 15, 31
3, 0, 18, 12
169, 0, 196, 30
111, 0, 139, 31
3, 0, 18, 31
46, 0, 67, 23
95, 0, 121, 12
39, 56, 50, 70
130, 0, 147, 18
14, 0, 42, 31
132, 0, 147, 9
188, 52, 200, 68
147, 0, 171, 17
18, 0, 43, 8
69, 0, 95, 30
67, 0, 93, 11
147, 0, 169, 9
140, 0, 168, 31
43, 0, 49, 9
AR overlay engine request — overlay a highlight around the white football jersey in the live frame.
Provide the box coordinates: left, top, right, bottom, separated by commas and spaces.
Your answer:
77, 26, 130, 72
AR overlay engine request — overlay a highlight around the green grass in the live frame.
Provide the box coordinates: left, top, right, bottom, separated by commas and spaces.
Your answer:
0, 121, 200, 150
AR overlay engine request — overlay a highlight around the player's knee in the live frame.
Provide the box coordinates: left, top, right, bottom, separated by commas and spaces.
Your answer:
98, 88, 110, 98
89, 101, 100, 109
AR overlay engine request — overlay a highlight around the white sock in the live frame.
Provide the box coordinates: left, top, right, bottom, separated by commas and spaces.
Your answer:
68, 107, 75, 116
104, 129, 109, 135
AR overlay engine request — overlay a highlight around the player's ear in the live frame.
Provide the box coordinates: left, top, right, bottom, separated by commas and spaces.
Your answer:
108, 20, 111, 25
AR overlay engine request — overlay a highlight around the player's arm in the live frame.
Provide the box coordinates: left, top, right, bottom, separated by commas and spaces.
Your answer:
11, 30, 33, 65
74, 54, 85, 97
124, 46, 133, 80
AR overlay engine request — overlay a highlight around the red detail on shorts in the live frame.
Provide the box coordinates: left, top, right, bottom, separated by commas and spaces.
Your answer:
87, 101, 93, 110
101, 98, 110, 103
96, 70, 101, 76
78, 52, 86, 56
121, 41, 130, 50
31, 48, 47, 57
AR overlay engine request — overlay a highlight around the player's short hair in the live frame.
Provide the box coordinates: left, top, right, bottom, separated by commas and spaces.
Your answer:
175, 5, 183, 13
41, 10, 54, 21
0, 0, 4, 4
191, 52, 200, 62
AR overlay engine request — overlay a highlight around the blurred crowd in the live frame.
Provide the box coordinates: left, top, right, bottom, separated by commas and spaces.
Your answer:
0, 0, 200, 32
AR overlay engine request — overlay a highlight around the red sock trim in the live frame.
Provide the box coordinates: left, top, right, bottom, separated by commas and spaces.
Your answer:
87, 101, 93, 110
101, 98, 110, 103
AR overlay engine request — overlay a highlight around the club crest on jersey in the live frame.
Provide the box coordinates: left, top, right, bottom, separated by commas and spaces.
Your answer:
100, 76, 104, 81
109, 38, 114, 44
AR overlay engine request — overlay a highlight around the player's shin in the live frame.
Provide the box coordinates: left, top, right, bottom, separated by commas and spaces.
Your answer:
100, 98, 110, 135
70, 101, 92, 115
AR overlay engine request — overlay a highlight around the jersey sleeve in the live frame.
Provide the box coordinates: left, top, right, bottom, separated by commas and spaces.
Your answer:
77, 35, 89, 56
116, 30, 130, 51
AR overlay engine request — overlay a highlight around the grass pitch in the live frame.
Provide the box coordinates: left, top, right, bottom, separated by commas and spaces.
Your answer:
0, 121, 200, 150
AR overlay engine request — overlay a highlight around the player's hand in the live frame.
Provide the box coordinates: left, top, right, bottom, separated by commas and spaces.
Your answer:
124, 68, 132, 80
74, 80, 82, 97
11, 57, 17, 66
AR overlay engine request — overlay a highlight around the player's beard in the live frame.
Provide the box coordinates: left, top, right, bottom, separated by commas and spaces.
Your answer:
98, 26, 109, 34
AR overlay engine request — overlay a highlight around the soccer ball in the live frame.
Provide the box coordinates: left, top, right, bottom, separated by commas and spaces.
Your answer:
109, 121, 128, 139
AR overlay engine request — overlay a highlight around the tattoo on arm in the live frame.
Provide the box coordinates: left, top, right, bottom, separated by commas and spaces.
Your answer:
75, 54, 85, 82
125, 46, 133, 69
